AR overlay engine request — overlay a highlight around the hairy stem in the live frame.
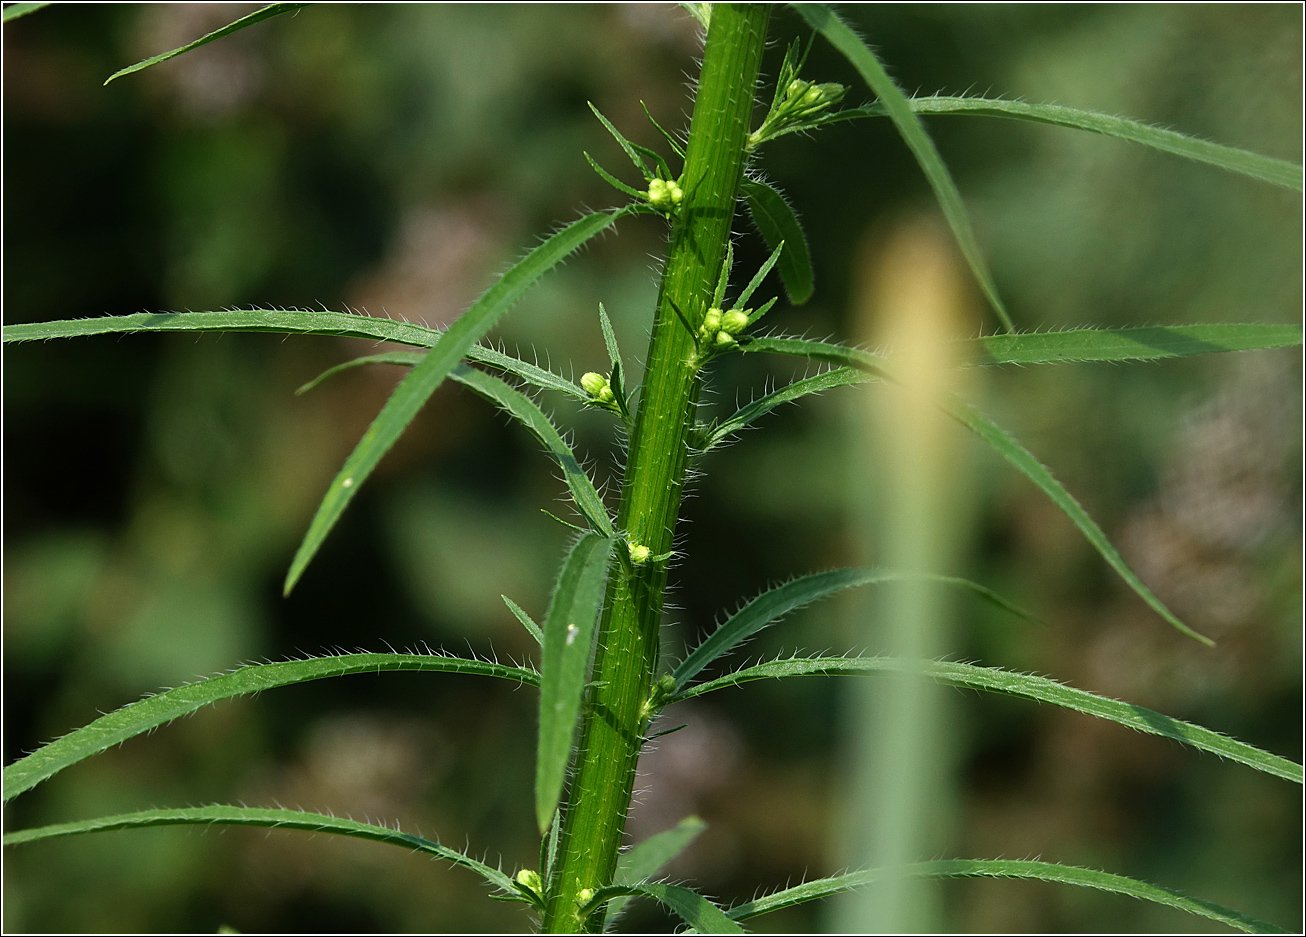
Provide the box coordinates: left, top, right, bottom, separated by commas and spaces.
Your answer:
540, 5, 770, 931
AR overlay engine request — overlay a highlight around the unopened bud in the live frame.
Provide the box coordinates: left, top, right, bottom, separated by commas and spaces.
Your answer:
628, 542, 651, 565
720, 309, 748, 335
577, 887, 595, 906
714, 330, 736, 347
702, 307, 722, 334
647, 177, 682, 211
516, 869, 543, 894
786, 78, 809, 100
580, 371, 614, 403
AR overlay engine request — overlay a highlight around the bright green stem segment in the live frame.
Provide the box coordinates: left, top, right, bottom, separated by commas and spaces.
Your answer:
540, 6, 770, 931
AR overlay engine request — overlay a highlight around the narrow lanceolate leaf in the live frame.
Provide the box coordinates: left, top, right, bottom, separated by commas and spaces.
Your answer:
104, 4, 309, 85
704, 367, 872, 450
285, 210, 621, 594
592, 883, 743, 934
964, 323, 1305, 366
796, 4, 1014, 332
741, 179, 814, 305
947, 397, 1212, 645
2, 310, 589, 400
725, 859, 1287, 933
3, 653, 539, 803
3, 806, 519, 895
453, 365, 613, 535
503, 595, 544, 645
672, 656, 1302, 784
835, 96, 1304, 192
537, 533, 616, 832
672, 569, 1038, 691
605, 816, 709, 928
3, 3, 50, 23
740, 334, 1211, 644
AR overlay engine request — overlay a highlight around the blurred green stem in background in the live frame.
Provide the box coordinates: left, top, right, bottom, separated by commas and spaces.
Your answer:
836, 216, 978, 931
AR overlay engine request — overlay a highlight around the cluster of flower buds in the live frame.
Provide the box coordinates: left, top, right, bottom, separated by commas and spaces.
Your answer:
580, 371, 615, 405
698, 305, 749, 348
646, 177, 684, 212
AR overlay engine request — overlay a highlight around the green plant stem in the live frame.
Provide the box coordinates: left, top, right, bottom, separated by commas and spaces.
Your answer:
540, 5, 769, 931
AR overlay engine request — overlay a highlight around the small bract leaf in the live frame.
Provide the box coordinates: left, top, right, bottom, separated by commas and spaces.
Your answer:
741, 179, 814, 304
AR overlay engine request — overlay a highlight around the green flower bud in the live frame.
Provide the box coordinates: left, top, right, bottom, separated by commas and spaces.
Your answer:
516, 869, 543, 895
577, 887, 595, 906
656, 673, 676, 695
786, 78, 809, 100
720, 309, 748, 335
801, 85, 826, 107
628, 541, 651, 565
647, 177, 681, 211
702, 307, 722, 334
580, 371, 614, 403
714, 330, 736, 347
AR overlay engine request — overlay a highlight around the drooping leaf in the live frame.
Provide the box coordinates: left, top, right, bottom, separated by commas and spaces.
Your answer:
740, 335, 1213, 644
965, 323, 1304, 366
585, 152, 648, 200
827, 96, 1304, 192
536, 533, 616, 831
284, 209, 623, 594
295, 352, 424, 395
796, 4, 1015, 331
672, 569, 1038, 691
946, 396, 1212, 645
104, 3, 309, 85
605, 816, 709, 928
453, 365, 613, 536
724, 859, 1287, 933
3, 3, 50, 23
590, 883, 743, 934
741, 179, 814, 304
3, 806, 520, 896
3, 653, 538, 803
672, 656, 1302, 784
3, 310, 589, 400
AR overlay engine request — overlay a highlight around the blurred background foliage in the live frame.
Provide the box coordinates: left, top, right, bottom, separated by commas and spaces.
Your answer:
3, 3, 1300, 932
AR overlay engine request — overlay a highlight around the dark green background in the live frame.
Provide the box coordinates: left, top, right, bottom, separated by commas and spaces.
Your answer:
4, 4, 1300, 932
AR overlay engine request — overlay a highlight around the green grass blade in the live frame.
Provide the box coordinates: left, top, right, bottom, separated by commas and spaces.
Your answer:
452, 365, 614, 536
726, 859, 1287, 932
832, 96, 1304, 192
741, 180, 814, 305
104, 3, 309, 85
796, 4, 1014, 331
2, 806, 519, 895
965, 323, 1304, 366
592, 883, 742, 934
672, 569, 1038, 691
285, 210, 621, 594
704, 367, 873, 450
503, 595, 544, 645
739, 334, 1212, 644
536, 533, 616, 832
672, 656, 1301, 784
946, 397, 1212, 645
605, 816, 708, 928
3, 3, 50, 23
2, 310, 589, 400
3, 653, 539, 803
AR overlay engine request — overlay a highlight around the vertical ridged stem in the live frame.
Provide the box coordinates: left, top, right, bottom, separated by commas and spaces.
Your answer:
541, 5, 769, 932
